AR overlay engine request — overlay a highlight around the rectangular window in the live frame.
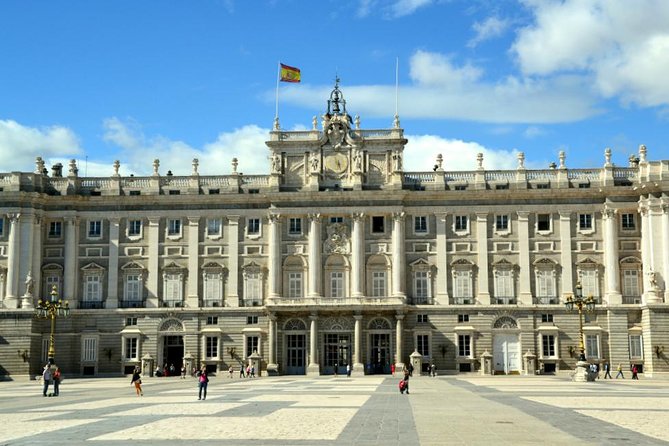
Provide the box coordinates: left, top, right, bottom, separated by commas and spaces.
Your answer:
542, 335, 556, 357
129, 190, 141, 196
88, 220, 102, 238
585, 334, 599, 358
246, 336, 259, 356
454, 215, 468, 232
495, 215, 509, 231
454, 185, 467, 191
167, 219, 181, 236
416, 334, 429, 356
579, 213, 593, 230
330, 216, 343, 224
536, 270, 555, 300
457, 314, 469, 323
82, 337, 97, 362
621, 213, 636, 230
494, 270, 514, 303
288, 272, 302, 298
207, 219, 221, 236
417, 314, 428, 323
578, 183, 591, 189
453, 271, 472, 298
206, 316, 218, 325
125, 338, 138, 360
84, 275, 102, 301
128, 219, 142, 236
536, 183, 550, 189
629, 335, 643, 358
330, 271, 344, 298
537, 214, 551, 231
203, 272, 222, 302
247, 316, 259, 324
164, 273, 181, 303
372, 271, 386, 297
48, 221, 62, 238
168, 190, 180, 195
206, 336, 219, 359
414, 271, 429, 300
414, 216, 428, 233
248, 218, 260, 235
458, 335, 471, 357
126, 317, 138, 326
288, 217, 302, 235
125, 274, 141, 301
622, 270, 640, 296
372, 216, 385, 233
246, 272, 261, 302
580, 270, 599, 297
541, 314, 553, 323
495, 184, 509, 190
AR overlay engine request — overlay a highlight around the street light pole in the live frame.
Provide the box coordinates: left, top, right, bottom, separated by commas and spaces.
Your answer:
564, 281, 596, 381
35, 285, 71, 364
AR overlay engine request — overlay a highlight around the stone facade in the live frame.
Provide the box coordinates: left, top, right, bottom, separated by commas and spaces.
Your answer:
1, 84, 669, 378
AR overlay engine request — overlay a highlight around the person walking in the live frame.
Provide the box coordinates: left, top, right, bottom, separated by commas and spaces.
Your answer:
430, 363, 436, 377
180, 365, 186, 379
131, 367, 143, 396
239, 364, 245, 378
250, 364, 256, 378
198, 367, 209, 400
42, 364, 52, 397
408, 363, 414, 377
346, 363, 351, 377
53, 367, 62, 396
400, 368, 410, 394
632, 365, 639, 380
228, 365, 234, 378
615, 363, 625, 379
603, 362, 612, 379
391, 363, 395, 376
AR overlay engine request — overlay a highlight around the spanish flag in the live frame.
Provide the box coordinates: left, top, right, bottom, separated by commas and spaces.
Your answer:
280, 63, 301, 83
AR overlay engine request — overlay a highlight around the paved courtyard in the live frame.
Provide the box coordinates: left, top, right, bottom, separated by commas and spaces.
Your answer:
1, 373, 669, 445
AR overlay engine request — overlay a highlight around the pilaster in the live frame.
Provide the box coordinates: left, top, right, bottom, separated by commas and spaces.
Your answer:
395, 313, 405, 370
268, 214, 282, 299
227, 216, 240, 307
435, 212, 449, 305
351, 213, 365, 297
63, 216, 78, 301
517, 211, 532, 304
308, 213, 322, 297
602, 206, 622, 304
4, 213, 20, 307
146, 217, 160, 308
106, 217, 120, 309
186, 216, 200, 308
559, 211, 574, 303
392, 212, 406, 300
476, 213, 491, 304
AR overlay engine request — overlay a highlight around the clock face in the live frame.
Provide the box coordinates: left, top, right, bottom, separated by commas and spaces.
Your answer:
325, 153, 348, 174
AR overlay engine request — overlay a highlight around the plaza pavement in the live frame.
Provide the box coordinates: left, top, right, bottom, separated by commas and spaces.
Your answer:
1, 372, 668, 445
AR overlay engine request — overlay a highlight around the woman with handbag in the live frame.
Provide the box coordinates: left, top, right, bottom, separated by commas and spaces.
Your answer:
131, 367, 143, 396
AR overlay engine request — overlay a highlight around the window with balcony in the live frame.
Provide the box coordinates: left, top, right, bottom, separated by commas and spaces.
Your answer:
162, 268, 184, 307
372, 271, 386, 297
493, 268, 515, 304
330, 271, 344, 298
203, 270, 223, 307
243, 263, 264, 306
288, 272, 303, 298
579, 268, 600, 299
453, 270, 473, 304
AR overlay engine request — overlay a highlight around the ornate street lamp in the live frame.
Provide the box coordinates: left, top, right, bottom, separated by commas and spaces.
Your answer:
564, 281, 596, 363
35, 285, 71, 364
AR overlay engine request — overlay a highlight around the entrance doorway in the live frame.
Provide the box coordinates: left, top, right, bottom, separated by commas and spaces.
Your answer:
493, 334, 520, 374
285, 334, 306, 375
370, 333, 391, 374
162, 335, 184, 375
323, 333, 351, 375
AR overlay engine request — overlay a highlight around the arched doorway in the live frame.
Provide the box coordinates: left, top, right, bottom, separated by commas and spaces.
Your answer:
284, 318, 307, 375
368, 318, 392, 374
492, 316, 520, 375
320, 316, 353, 375
158, 318, 184, 376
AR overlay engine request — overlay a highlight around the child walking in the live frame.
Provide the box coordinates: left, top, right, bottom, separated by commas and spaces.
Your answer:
131, 367, 143, 396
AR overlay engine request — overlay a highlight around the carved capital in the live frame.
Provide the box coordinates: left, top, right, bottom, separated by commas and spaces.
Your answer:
392, 212, 405, 222
268, 214, 281, 224
351, 212, 365, 222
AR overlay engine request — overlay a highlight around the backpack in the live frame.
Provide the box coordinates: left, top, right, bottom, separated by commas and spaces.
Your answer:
399, 379, 407, 391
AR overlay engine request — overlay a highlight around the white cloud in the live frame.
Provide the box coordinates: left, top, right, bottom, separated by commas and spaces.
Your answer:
102, 118, 270, 176
278, 50, 600, 123
389, 0, 433, 18
468, 16, 510, 48
513, 0, 669, 106
0, 119, 82, 172
404, 134, 519, 171
523, 126, 544, 138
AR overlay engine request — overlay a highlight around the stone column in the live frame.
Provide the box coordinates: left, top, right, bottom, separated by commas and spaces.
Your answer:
435, 212, 449, 305
476, 213, 490, 304
268, 214, 282, 299
559, 211, 574, 302
639, 201, 660, 303
308, 213, 322, 297
392, 212, 406, 299
227, 216, 240, 307
663, 203, 669, 301
353, 314, 363, 373
351, 213, 365, 297
602, 207, 622, 304
31, 216, 42, 301
146, 217, 160, 308
187, 216, 200, 307
4, 213, 21, 307
308, 314, 320, 374
107, 217, 120, 309
395, 314, 405, 370
517, 211, 532, 304
19, 214, 35, 307
267, 314, 278, 374
63, 216, 78, 300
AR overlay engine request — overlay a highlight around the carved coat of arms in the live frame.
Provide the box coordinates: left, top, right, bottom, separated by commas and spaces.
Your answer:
323, 223, 350, 254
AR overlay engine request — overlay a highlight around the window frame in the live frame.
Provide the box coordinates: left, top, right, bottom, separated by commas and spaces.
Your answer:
414, 215, 428, 234
166, 218, 182, 239
48, 221, 63, 239
87, 220, 103, 239
206, 218, 222, 239
288, 217, 303, 236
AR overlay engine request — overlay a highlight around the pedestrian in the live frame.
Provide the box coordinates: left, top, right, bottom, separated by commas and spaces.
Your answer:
131, 367, 143, 396
229, 365, 234, 378
169, 363, 176, 376
408, 363, 414, 377
400, 368, 410, 394
615, 363, 625, 379
155, 366, 162, 377
198, 367, 209, 400
346, 363, 351, 377
632, 365, 639, 380
250, 364, 255, 378
181, 365, 186, 379
53, 367, 62, 396
334, 363, 338, 377
239, 365, 245, 378
246, 365, 251, 378
430, 363, 437, 377
603, 362, 612, 379
42, 364, 52, 397
391, 363, 395, 376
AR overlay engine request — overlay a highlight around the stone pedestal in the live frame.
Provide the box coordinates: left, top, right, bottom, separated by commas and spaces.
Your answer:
410, 350, 423, 375
266, 363, 279, 376
141, 353, 155, 377
21, 294, 34, 309
183, 353, 195, 377
480, 351, 493, 375
572, 360, 590, 382
523, 351, 536, 375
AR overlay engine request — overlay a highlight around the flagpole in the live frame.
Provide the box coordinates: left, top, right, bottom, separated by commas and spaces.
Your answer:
395, 57, 399, 117
275, 62, 280, 125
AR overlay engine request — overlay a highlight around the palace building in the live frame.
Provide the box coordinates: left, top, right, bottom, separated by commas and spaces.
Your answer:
1, 82, 668, 378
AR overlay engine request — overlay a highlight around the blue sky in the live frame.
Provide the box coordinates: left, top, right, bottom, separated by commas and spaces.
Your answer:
1, 0, 668, 176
